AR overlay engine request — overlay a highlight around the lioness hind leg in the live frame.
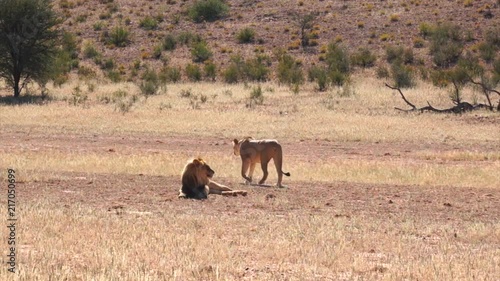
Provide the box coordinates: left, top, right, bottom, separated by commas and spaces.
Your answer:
258, 159, 270, 185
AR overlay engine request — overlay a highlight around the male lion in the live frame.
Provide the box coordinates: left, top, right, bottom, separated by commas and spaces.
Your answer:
179, 157, 247, 199
232, 137, 290, 188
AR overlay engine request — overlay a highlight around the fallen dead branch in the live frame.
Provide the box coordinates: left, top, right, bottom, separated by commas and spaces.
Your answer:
385, 83, 497, 113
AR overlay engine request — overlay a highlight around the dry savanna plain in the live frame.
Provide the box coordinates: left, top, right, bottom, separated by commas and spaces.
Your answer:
0, 77, 499, 280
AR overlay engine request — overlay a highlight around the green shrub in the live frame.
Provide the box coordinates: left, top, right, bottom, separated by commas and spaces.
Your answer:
139, 16, 158, 30
109, 26, 130, 47
93, 21, 104, 31
430, 23, 463, 68
493, 58, 500, 83
177, 31, 202, 45
159, 66, 181, 83
385, 45, 404, 64
191, 41, 212, 62
139, 68, 161, 96
243, 55, 270, 81
163, 33, 177, 50
351, 47, 376, 68
325, 42, 350, 74
188, 0, 229, 23
83, 42, 100, 59
204, 61, 217, 81
185, 63, 202, 81
248, 85, 264, 107
386, 45, 414, 65
478, 42, 497, 63
223, 64, 240, 83
484, 27, 500, 47
222, 55, 244, 83
419, 22, 434, 38
107, 70, 121, 82
391, 63, 415, 88
100, 58, 115, 70
153, 44, 163, 59
308, 66, 328, 91
237, 27, 256, 44
277, 53, 304, 85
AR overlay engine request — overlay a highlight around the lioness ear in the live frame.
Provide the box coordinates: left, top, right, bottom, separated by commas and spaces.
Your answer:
232, 139, 239, 145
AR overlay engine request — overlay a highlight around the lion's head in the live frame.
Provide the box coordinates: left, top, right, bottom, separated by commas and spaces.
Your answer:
181, 157, 214, 188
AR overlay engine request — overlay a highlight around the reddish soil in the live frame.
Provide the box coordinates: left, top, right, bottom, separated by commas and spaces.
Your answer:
4, 130, 499, 223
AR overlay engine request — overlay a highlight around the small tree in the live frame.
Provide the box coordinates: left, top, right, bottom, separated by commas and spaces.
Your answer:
0, 0, 60, 97
294, 12, 316, 48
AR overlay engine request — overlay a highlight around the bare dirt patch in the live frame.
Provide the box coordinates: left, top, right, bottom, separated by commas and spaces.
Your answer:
9, 131, 498, 223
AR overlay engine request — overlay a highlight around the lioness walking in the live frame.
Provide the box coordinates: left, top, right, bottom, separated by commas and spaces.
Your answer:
232, 137, 290, 188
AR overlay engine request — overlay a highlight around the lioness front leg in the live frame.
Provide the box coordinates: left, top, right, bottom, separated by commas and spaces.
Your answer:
241, 158, 252, 184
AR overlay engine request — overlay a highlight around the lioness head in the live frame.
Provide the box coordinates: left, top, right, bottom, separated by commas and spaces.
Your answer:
232, 139, 241, 156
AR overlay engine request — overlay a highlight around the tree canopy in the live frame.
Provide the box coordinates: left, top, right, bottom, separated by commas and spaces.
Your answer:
0, 0, 60, 97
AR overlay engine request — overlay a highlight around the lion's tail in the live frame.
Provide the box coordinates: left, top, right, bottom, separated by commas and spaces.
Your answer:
282, 171, 291, 177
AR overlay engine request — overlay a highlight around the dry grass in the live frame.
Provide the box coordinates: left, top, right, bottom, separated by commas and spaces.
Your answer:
1, 76, 498, 143
1, 150, 498, 189
1, 199, 498, 280
0, 77, 499, 280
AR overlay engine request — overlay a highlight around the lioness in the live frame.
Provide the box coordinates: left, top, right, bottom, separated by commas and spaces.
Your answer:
232, 137, 290, 188
179, 157, 247, 199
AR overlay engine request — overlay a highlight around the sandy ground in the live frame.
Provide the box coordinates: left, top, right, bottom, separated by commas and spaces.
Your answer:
3, 130, 498, 224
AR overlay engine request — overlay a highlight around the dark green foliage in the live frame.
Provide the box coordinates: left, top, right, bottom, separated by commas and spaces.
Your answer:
243, 55, 270, 81
391, 63, 415, 88
419, 22, 434, 38
139, 16, 158, 30
83, 42, 100, 59
188, 0, 229, 23
223, 63, 240, 83
191, 41, 212, 63
139, 68, 160, 96
159, 66, 181, 83
163, 33, 177, 50
0, 0, 60, 96
109, 26, 130, 47
325, 42, 350, 74
248, 85, 264, 106
185, 63, 202, 81
177, 31, 202, 45
222, 55, 244, 83
308, 66, 328, 91
429, 23, 463, 68
478, 42, 497, 63
204, 61, 217, 81
237, 27, 256, 44
493, 58, 500, 83
277, 53, 304, 85
323, 42, 351, 86
385, 45, 414, 65
351, 47, 376, 68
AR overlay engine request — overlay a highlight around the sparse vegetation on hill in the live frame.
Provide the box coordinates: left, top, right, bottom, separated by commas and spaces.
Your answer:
0, 0, 498, 111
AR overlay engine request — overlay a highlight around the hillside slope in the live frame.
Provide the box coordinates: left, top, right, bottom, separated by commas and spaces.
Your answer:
58, 0, 499, 80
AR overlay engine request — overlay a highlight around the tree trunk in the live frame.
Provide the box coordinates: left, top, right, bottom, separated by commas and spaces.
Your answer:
13, 73, 20, 97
